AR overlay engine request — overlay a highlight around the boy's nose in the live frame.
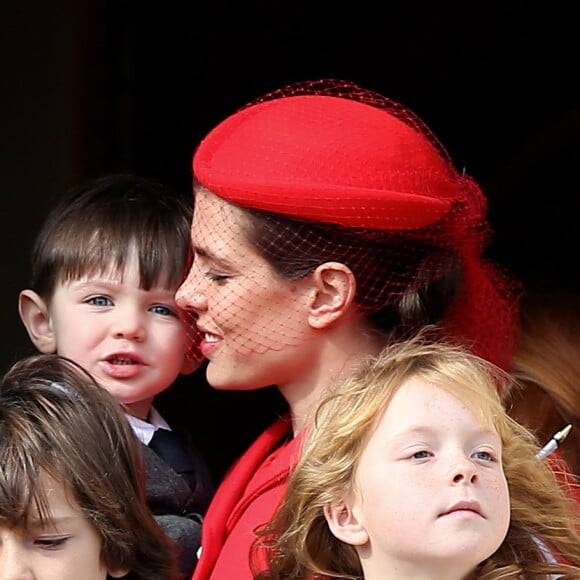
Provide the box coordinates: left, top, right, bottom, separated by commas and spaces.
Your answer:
112, 309, 146, 341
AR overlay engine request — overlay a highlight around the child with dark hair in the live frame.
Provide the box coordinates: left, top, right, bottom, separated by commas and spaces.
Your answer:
18, 174, 213, 576
0, 353, 179, 579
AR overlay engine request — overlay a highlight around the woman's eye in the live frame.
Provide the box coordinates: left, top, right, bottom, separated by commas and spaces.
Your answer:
206, 271, 230, 283
87, 295, 112, 306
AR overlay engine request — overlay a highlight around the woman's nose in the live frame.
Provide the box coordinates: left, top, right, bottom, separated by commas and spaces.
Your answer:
176, 267, 207, 312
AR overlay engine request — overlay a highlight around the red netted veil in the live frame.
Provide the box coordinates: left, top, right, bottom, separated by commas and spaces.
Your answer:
182, 79, 522, 372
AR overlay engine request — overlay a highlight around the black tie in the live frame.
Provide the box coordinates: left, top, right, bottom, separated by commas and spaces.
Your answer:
149, 428, 196, 491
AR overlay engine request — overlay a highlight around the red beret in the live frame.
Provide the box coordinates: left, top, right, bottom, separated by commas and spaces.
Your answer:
193, 94, 460, 229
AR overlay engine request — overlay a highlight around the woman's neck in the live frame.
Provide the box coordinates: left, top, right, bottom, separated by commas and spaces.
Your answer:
280, 321, 385, 435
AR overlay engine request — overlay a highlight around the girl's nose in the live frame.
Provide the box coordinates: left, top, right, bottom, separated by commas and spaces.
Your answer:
450, 457, 478, 485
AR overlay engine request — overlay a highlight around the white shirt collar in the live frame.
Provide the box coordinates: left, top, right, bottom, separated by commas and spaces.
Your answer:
125, 407, 171, 445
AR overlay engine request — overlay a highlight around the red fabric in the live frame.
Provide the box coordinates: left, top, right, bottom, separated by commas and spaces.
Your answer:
193, 95, 456, 230
192, 417, 300, 580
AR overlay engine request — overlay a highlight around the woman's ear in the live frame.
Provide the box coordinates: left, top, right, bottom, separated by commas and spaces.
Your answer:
18, 289, 57, 353
107, 565, 130, 578
308, 262, 356, 329
324, 499, 369, 546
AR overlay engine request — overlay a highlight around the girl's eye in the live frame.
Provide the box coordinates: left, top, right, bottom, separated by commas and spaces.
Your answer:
35, 536, 70, 549
87, 295, 112, 307
411, 450, 431, 459
473, 451, 494, 462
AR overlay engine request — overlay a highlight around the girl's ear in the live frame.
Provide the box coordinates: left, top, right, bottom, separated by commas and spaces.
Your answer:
307, 262, 356, 329
18, 289, 57, 353
323, 499, 369, 546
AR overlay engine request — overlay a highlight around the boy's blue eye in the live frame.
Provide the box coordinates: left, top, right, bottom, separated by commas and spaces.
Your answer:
88, 295, 112, 306
150, 305, 174, 316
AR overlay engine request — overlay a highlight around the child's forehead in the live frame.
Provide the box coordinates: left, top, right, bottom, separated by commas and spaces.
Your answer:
384, 375, 498, 429
58, 260, 133, 285
80, 250, 138, 277
0, 468, 79, 529
56, 250, 178, 290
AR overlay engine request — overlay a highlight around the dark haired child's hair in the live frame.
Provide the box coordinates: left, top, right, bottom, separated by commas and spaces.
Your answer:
0, 353, 179, 579
28, 173, 193, 299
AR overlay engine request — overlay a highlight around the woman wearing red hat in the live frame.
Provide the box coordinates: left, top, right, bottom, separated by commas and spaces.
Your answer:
176, 79, 522, 579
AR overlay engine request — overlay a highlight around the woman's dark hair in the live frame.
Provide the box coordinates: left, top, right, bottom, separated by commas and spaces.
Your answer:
241, 205, 462, 339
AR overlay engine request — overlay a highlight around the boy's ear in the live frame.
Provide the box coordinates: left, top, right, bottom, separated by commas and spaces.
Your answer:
307, 262, 356, 329
18, 289, 57, 353
324, 499, 369, 546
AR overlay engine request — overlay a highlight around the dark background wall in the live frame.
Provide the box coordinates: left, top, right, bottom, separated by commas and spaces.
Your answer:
2, 2, 579, 478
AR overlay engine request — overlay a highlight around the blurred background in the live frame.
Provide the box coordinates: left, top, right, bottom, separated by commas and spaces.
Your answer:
2, 1, 578, 477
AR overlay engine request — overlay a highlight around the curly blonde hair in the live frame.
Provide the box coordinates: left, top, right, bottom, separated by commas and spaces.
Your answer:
253, 330, 580, 579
